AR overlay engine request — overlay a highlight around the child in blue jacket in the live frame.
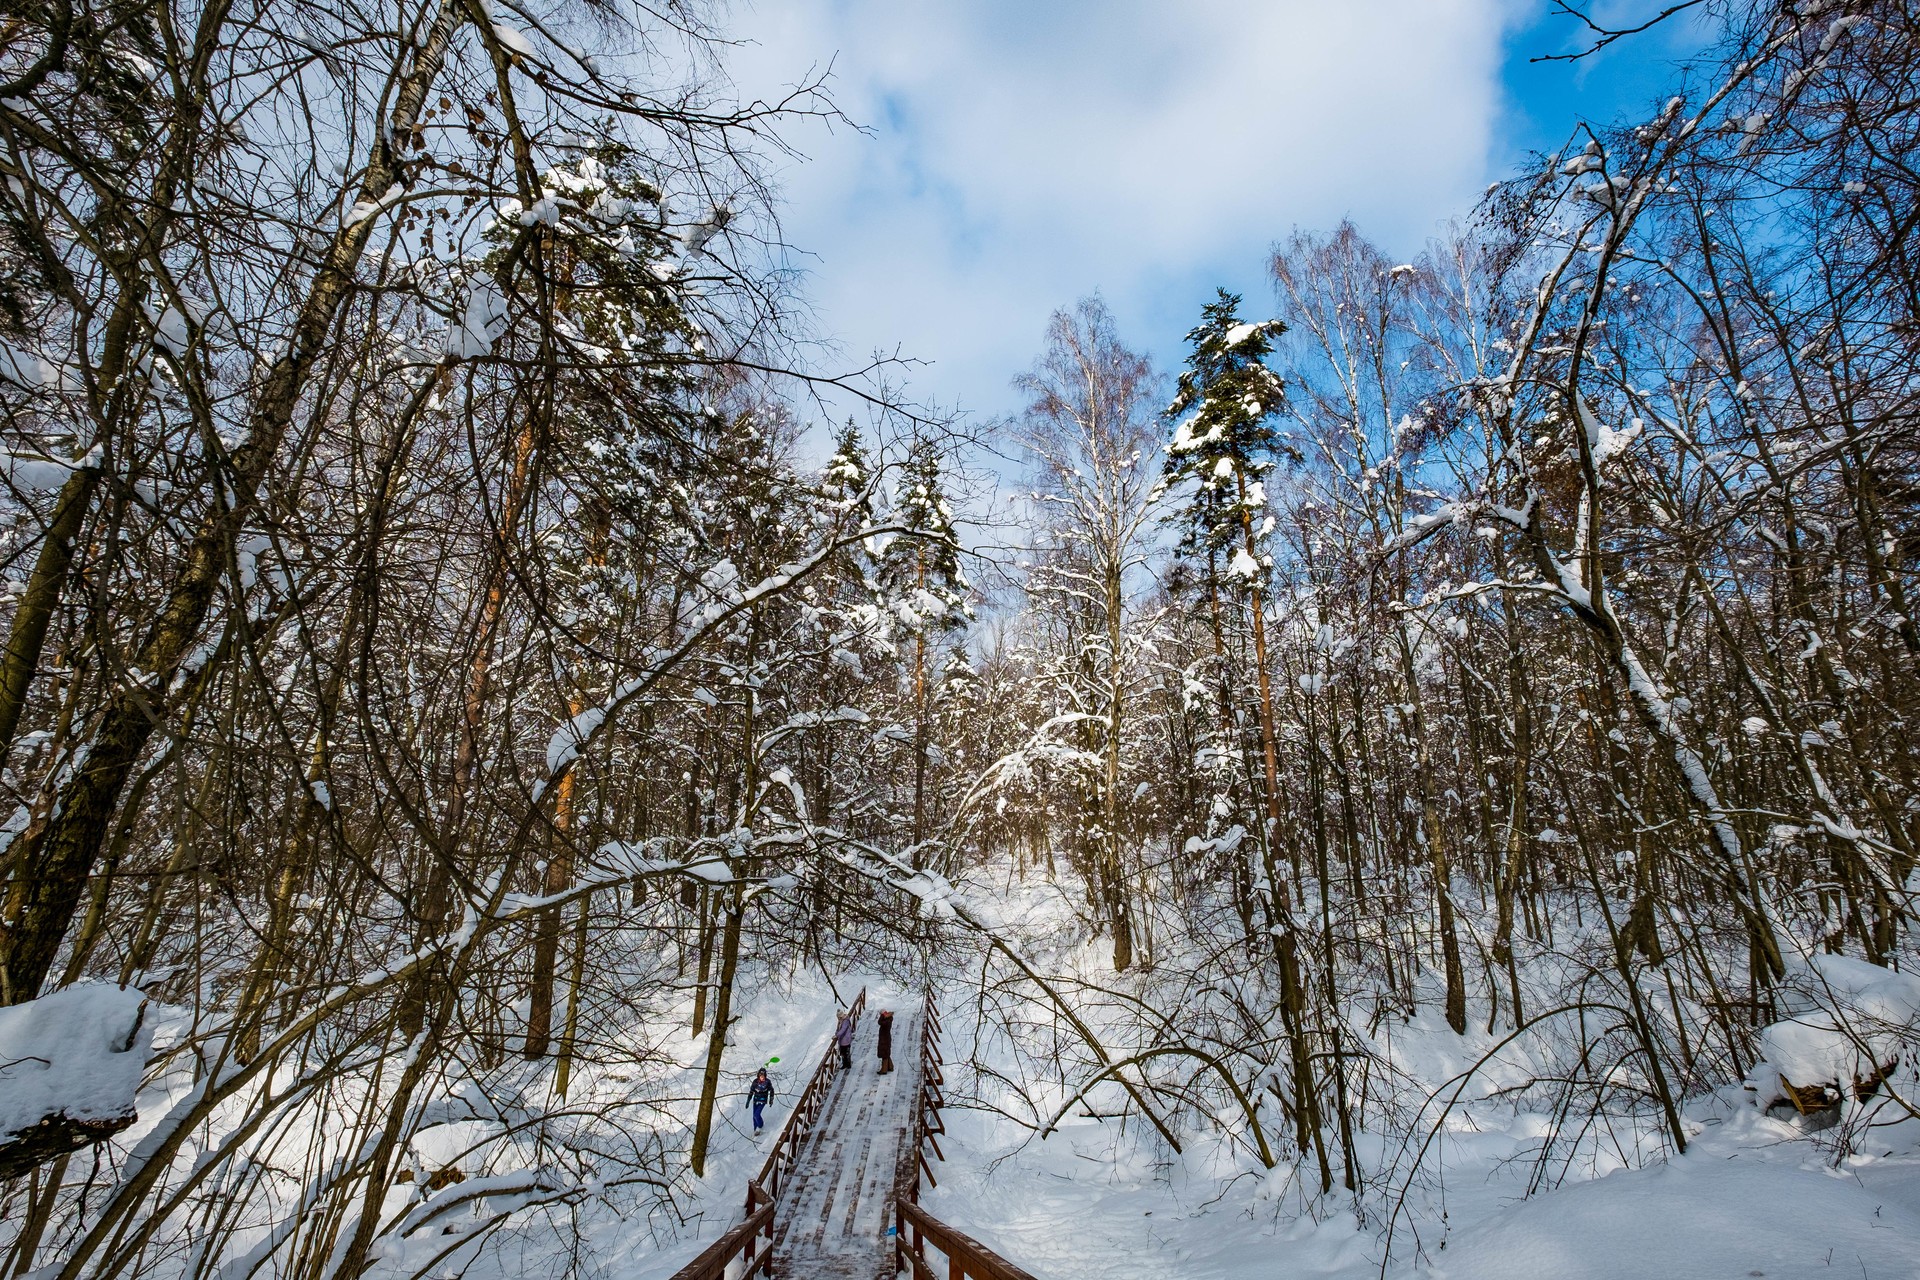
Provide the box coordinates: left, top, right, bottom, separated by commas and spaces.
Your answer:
748, 1068, 775, 1134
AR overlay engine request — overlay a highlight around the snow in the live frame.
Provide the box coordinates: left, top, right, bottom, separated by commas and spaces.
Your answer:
1819, 14, 1864, 53
0, 339, 79, 392
145, 301, 193, 356
545, 704, 606, 774
1753, 955, 1920, 1091
445, 278, 510, 360
42, 845, 1920, 1280
518, 196, 562, 227
1574, 394, 1642, 470
677, 205, 731, 263
101, 975, 875, 1280
490, 22, 539, 60
1382, 501, 1471, 554
1409, 1115, 1920, 1280
341, 183, 405, 230
917, 868, 1920, 1280
0, 984, 152, 1143
896, 869, 959, 918
0, 448, 89, 491
679, 857, 733, 884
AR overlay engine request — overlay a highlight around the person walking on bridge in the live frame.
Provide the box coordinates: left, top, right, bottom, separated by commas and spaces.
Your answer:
834, 1008, 855, 1071
876, 1009, 894, 1074
748, 1068, 775, 1135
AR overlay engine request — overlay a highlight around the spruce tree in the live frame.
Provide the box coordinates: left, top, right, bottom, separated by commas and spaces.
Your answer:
878, 439, 971, 849
1160, 289, 1289, 846
1162, 288, 1287, 580
822, 421, 876, 523
1163, 289, 1336, 1191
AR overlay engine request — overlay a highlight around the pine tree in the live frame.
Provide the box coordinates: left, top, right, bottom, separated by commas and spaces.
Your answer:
1160, 290, 1290, 858
822, 421, 876, 523
1163, 288, 1288, 579
1159, 292, 1292, 923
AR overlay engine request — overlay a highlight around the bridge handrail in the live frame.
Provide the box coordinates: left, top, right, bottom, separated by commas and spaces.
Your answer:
894, 986, 1043, 1279
667, 986, 866, 1280
897, 1198, 1041, 1280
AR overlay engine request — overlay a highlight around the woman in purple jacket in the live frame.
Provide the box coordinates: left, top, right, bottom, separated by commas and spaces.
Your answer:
833, 1009, 855, 1070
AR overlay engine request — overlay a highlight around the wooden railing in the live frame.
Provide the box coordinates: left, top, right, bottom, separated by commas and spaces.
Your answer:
911, 985, 945, 1193
668, 987, 866, 1280
894, 987, 1042, 1280
897, 1199, 1041, 1280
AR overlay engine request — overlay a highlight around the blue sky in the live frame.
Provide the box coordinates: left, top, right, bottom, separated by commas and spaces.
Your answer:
726, 1, 1716, 444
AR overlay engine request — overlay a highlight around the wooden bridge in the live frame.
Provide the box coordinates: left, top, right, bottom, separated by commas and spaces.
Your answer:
670, 988, 1037, 1280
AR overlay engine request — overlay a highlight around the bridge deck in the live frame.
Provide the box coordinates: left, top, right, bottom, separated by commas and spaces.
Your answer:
769, 1003, 921, 1279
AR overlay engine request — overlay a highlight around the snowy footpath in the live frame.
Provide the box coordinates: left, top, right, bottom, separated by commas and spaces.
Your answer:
624, 973, 917, 1280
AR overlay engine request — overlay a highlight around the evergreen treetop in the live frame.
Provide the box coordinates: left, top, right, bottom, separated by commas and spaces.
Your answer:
879, 439, 971, 633
1161, 289, 1288, 578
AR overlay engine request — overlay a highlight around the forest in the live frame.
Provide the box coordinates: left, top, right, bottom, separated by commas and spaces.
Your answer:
2, 1, 1919, 1277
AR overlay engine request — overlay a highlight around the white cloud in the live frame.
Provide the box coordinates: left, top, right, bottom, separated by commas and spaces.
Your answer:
727, 0, 1510, 427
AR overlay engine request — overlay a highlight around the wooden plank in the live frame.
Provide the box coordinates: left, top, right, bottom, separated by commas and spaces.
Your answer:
679, 987, 1040, 1280
667, 993, 863, 1280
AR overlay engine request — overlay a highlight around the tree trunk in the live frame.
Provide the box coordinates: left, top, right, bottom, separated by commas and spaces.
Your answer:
1104, 551, 1132, 971
553, 894, 592, 1098
523, 759, 576, 1060
689, 892, 743, 1177
1233, 492, 1332, 1190
690, 888, 713, 1037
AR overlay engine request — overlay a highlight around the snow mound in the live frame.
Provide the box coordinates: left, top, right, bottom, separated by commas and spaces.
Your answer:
1412, 1117, 1920, 1280
1749, 955, 1920, 1100
0, 984, 152, 1143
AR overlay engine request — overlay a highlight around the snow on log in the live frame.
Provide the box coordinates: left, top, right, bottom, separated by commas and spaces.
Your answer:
0, 984, 152, 1179
1745, 955, 1920, 1117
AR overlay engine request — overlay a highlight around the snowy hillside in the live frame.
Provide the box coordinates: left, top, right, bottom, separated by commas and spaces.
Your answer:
918, 866, 1920, 1279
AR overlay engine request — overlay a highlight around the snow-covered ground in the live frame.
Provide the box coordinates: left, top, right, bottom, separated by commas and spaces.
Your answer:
33, 878, 1917, 1280
73, 970, 904, 1280
926, 1079, 1920, 1279
915, 866, 1920, 1280
1414, 1110, 1920, 1280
